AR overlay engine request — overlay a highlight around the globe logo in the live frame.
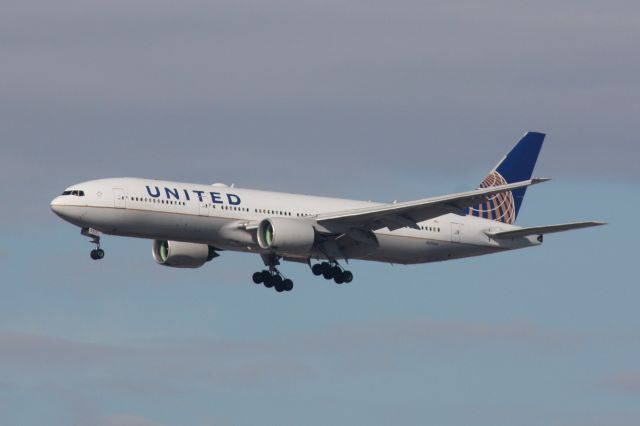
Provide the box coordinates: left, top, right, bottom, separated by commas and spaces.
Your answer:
468, 171, 516, 224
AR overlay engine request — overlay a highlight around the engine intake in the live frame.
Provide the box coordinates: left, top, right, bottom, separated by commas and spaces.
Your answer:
256, 218, 315, 255
152, 240, 218, 268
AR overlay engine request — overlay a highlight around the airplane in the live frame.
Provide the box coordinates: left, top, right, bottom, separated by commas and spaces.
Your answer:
50, 132, 604, 292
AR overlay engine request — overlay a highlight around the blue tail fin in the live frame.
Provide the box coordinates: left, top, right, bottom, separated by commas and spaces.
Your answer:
468, 132, 545, 224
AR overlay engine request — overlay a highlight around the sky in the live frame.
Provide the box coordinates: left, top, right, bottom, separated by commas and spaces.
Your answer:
0, 0, 639, 425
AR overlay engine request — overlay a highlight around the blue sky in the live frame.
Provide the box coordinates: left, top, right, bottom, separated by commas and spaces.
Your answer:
1, 0, 638, 425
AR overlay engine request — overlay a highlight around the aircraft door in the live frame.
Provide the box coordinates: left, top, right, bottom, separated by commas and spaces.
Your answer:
113, 188, 126, 208
451, 222, 463, 243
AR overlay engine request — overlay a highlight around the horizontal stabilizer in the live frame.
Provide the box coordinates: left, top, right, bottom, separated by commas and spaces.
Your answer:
487, 221, 606, 238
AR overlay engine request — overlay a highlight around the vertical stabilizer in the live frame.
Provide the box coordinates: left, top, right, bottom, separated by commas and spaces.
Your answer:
468, 132, 545, 224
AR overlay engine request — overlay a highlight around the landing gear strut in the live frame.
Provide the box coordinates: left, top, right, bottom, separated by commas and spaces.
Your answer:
311, 261, 353, 284
82, 227, 105, 260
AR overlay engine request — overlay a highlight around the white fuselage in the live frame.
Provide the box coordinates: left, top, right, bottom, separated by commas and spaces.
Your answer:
50, 178, 541, 265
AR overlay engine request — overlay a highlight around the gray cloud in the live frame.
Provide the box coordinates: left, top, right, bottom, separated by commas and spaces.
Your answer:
0, 319, 614, 425
1, 0, 638, 217
0, 331, 127, 365
0, 318, 576, 387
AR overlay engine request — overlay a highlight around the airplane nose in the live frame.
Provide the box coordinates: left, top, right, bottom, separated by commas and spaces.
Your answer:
50, 196, 63, 214
50, 196, 86, 223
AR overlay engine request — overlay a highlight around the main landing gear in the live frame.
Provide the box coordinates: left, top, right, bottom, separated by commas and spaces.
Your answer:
82, 227, 105, 260
311, 261, 353, 284
252, 268, 294, 293
253, 254, 293, 293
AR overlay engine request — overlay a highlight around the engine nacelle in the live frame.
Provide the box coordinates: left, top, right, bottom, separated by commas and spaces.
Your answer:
152, 240, 218, 268
256, 218, 315, 254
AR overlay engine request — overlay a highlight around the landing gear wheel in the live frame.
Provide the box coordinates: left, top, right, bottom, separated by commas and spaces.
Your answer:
90, 249, 105, 260
342, 271, 353, 283
330, 266, 341, 278
272, 275, 283, 288
334, 274, 345, 284
273, 274, 284, 292
252, 272, 264, 284
283, 279, 294, 292
311, 264, 323, 276
263, 273, 275, 288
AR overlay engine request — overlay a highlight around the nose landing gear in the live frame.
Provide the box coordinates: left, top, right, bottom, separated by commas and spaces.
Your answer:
311, 261, 353, 284
82, 227, 105, 260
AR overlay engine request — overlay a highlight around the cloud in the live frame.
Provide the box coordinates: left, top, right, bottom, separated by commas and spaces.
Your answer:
302, 318, 575, 347
0, 318, 575, 388
0, 0, 637, 213
0, 321, 597, 424
0, 331, 128, 365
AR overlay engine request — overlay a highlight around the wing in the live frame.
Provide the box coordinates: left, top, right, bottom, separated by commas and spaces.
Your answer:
316, 178, 549, 230
486, 221, 606, 238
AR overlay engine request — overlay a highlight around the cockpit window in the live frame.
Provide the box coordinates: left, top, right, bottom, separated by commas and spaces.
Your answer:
62, 190, 85, 196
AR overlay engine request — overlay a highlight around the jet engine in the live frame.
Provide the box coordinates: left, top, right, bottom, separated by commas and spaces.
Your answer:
256, 218, 315, 254
152, 240, 218, 268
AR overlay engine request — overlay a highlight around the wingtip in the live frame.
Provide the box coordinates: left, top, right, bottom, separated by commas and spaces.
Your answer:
531, 177, 552, 184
